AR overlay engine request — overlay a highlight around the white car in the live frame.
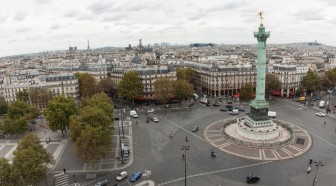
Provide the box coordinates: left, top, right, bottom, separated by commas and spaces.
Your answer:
316, 112, 326, 117
116, 171, 128, 181
147, 109, 155, 113
153, 117, 159, 122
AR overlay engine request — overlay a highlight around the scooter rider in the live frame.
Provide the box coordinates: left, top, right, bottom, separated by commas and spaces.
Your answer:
185, 136, 188, 142
307, 166, 311, 173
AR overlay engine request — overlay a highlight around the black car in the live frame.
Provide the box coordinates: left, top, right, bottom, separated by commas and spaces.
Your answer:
226, 105, 233, 111
206, 102, 211, 107
246, 174, 260, 184
192, 126, 199, 132
220, 107, 227, 111
235, 105, 245, 111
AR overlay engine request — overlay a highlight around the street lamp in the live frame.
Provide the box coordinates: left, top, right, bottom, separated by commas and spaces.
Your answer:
181, 145, 190, 186
117, 115, 124, 164
312, 161, 324, 186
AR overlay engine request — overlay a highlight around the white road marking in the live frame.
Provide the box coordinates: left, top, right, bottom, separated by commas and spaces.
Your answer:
157, 161, 272, 185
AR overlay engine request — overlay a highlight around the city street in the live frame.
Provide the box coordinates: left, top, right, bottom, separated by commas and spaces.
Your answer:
96, 98, 336, 186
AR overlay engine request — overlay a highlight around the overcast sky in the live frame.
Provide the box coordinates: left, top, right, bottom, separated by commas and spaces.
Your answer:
1, 0, 336, 57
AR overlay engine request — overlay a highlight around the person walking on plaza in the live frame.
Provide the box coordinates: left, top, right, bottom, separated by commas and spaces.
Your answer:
324, 121, 326, 126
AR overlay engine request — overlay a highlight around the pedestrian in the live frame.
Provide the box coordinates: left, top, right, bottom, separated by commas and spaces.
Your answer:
63, 168, 66, 174
136, 121, 138, 125
48, 137, 51, 143
324, 121, 326, 126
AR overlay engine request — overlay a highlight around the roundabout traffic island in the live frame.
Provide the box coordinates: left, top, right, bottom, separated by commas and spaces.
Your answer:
204, 117, 312, 161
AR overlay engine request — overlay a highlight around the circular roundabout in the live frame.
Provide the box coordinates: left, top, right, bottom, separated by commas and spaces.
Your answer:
204, 117, 312, 161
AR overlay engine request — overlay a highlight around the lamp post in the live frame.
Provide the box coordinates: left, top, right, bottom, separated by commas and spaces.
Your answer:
118, 115, 124, 164
312, 161, 323, 186
181, 145, 190, 186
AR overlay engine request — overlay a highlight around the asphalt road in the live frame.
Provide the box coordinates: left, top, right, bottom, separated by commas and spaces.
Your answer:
89, 98, 336, 186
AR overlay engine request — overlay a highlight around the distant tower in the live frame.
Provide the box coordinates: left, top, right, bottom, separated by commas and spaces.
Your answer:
87, 39, 91, 52
139, 39, 143, 51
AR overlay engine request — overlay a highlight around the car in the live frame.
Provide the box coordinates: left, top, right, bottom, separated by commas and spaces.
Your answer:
116, 171, 128, 181
147, 109, 155, 113
31, 120, 37, 124
246, 174, 260, 184
226, 105, 233, 111
220, 107, 227, 111
192, 126, 199, 132
130, 171, 142, 182
235, 105, 245, 111
316, 112, 326, 117
95, 180, 109, 186
227, 101, 233, 104
206, 102, 211, 106
316, 96, 321, 100
153, 117, 159, 122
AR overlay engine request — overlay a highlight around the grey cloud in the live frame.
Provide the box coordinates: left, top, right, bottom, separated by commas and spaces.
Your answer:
188, 14, 204, 21
321, 0, 336, 6
0, 14, 7, 24
88, 0, 115, 15
35, 0, 50, 5
16, 27, 31, 33
64, 9, 80, 18
293, 8, 325, 21
124, 2, 163, 12
207, 1, 246, 12
13, 12, 28, 21
102, 14, 125, 22
50, 24, 60, 30
77, 13, 95, 21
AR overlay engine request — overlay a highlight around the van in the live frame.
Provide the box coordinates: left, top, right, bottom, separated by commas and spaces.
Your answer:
299, 97, 306, 101
319, 101, 325, 108
229, 109, 239, 115
123, 146, 129, 157
130, 110, 138, 118
268, 111, 276, 118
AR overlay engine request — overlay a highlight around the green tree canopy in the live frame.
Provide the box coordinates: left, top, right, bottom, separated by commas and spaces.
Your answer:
2, 117, 28, 136
324, 67, 336, 88
0, 100, 8, 116
97, 77, 117, 96
16, 90, 29, 103
240, 83, 254, 101
75, 73, 99, 98
118, 71, 144, 101
176, 67, 196, 84
28, 88, 53, 109
0, 158, 12, 186
12, 133, 54, 185
82, 93, 114, 121
75, 126, 112, 165
174, 80, 194, 103
154, 78, 175, 104
265, 74, 282, 97
301, 69, 322, 94
44, 96, 78, 137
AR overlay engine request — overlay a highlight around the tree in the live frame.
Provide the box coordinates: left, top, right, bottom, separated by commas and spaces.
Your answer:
97, 77, 117, 97
118, 71, 144, 102
75, 126, 112, 166
16, 90, 29, 103
12, 133, 54, 185
324, 67, 336, 89
240, 83, 254, 101
44, 96, 78, 137
176, 68, 197, 88
174, 80, 194, 104
82, 93, 114, 121
154, 78, 175, 104
2, 101, 38, 136
0, 100, 8, 116
265, 74, 282, 97
75, 73, 99, 98
0, 158, 13, 186
301, 69, 322, 94
70, 106, 111, 141
28, 88, 53, 110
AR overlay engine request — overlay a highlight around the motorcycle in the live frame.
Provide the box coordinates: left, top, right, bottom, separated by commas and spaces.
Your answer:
185, 136, 189, 142
211, 152, 216, 158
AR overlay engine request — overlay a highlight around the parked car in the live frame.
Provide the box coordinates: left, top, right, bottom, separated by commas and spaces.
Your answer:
316, 112, 326, 117
192, 126, 199, 132
147, 109, 155, 113
153, 117, 159, 122
235, 105, 245, 111
116, 171, 128, 181
226, 105, 233, 111
220, 107, 227, 112
31, 120, 37, 124
316, 96, 321, 100
246, 174, 260, 184
130, 171, 142, 182
95, 180, 109, 186
227, 101, 233, 104
229, 109, 239, 115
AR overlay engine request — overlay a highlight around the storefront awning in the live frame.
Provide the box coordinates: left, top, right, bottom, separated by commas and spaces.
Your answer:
288, 92, 295, 96
272, 90, 281, 95
233, 93, 240, 98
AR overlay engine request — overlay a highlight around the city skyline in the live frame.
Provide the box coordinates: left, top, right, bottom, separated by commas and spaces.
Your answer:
1, 0, 336, 57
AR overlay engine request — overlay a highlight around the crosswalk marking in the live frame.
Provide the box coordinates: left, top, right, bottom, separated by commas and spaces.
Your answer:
55, 173, 68, 186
